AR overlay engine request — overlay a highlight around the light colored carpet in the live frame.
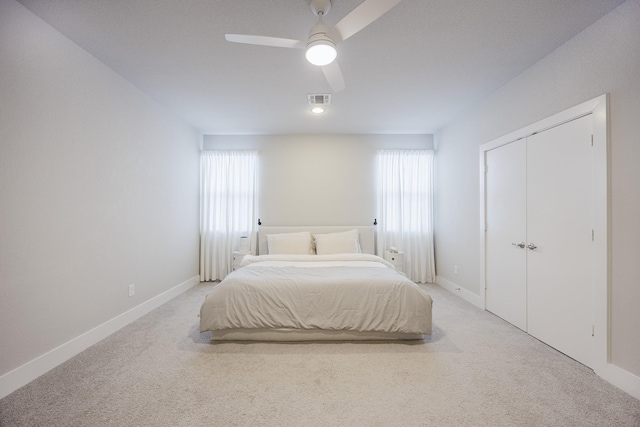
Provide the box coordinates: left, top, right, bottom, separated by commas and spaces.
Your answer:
1, 282, 639, 426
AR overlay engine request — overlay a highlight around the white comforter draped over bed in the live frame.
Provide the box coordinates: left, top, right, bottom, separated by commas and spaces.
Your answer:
200, 254, 433, 335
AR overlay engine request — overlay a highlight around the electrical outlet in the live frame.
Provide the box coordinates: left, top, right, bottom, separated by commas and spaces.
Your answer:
128, 284, 135, 297
454, 265, 459, 275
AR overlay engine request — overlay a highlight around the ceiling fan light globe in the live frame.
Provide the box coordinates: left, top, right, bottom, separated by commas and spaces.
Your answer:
306, 40, 337, 66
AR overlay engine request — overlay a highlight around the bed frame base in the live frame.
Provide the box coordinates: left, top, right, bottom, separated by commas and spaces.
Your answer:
210, 328, 425, 341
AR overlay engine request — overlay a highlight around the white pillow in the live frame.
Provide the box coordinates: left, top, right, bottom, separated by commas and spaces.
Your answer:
313, 229, 359, 241
267, 232, 314, 255
315, 238, 360, 255
313, 229, 361, 253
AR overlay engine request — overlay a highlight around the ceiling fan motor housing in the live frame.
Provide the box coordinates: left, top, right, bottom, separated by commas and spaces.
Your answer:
307, 21, 336, 48
306, 18, 337, 66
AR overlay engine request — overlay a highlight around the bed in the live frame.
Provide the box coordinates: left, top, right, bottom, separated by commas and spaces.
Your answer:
200, 226, 433, 341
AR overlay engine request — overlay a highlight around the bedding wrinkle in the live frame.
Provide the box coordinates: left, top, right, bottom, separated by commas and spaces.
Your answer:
200, 254, 433, 336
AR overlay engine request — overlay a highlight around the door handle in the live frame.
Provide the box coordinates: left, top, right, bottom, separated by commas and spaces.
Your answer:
512, 242, 525, 248
527, 243, 537, 250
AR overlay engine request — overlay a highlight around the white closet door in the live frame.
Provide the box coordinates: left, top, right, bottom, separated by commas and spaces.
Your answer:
485, 139, 527, 331
526, 115, 593, 367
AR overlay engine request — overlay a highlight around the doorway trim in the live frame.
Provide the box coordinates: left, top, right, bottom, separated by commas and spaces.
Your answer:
478, 94, 609, 375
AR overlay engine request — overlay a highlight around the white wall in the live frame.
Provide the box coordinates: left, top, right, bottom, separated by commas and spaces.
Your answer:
434, 0, 640, 379
0, 0, 200, 387
204, 134, 433, 226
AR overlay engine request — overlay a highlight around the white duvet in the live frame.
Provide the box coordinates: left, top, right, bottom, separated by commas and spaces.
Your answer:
200, 254, 433, 335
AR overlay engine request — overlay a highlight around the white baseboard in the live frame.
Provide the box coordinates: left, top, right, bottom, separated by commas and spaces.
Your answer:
0, 275, 199, 400
436, 275, 484, 309
599, 362, 640, 401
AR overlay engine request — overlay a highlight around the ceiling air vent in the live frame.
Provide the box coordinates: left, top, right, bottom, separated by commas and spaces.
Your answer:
308, 94, 331, 105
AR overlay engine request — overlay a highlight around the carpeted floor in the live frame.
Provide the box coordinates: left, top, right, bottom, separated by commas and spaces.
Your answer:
1, 282, 639, 426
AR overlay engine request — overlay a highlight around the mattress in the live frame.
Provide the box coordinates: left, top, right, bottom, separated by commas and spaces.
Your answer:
200, 253, 433, 341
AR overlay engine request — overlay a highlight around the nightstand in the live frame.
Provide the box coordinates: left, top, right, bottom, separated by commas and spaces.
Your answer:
383, 250, 405, 273
232, 251, 250, 271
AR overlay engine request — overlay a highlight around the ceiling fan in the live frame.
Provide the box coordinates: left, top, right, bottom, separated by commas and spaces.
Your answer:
225, 0, 403, 93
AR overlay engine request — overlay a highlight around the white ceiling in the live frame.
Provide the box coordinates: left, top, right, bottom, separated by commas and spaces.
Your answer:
17, 0, 624, 135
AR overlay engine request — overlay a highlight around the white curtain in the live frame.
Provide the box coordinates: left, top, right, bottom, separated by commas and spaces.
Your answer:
200, 151, 257, 281
377, 150, 435, 283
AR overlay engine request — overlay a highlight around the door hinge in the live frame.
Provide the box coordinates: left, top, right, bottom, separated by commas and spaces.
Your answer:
592, 325, 595, 337
592, 229, 595, 241
591, 134, 594, 146
484, 163, 488, 174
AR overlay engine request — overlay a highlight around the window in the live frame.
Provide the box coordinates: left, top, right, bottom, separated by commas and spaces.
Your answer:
200, 150, 257, 280
377, 150, 435, 282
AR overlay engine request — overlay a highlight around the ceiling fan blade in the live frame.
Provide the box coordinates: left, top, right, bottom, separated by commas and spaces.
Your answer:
225, 34, 305, 49
333, 0, 403, 42
322, 60, 345, 92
